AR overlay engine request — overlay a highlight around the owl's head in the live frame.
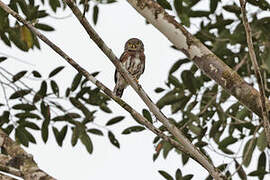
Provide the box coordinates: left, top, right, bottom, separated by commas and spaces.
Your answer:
124, 38, 144, 52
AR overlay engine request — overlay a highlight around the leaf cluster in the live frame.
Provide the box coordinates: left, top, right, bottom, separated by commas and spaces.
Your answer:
153, 0, 270, 179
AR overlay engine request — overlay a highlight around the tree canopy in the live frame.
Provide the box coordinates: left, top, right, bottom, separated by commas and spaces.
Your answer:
0, 0, 270, 179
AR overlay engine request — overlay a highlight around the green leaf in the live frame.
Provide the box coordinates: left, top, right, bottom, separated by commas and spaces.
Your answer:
188, 124, 201, 136
106, 116, 125, 126
258, 151, 266, 171
0, 33, 11, 47
168, 75, 181, 87
49, 0, 60, 12
50, 80, 59, 96
234, 160, 247, 180
157, 90, 185, 109
93, 5, 99, 25
181, 70, 197, 93
223, 5, 241, 15
48, 66, 65, 78
219, 136, 237, 149
100, 103, 112, 113
108, 131, 120, 148
22, 128, 36, 144
24, 121, 40, 130
69, 97, 94, 121
142, 109, 152, 123
71, 73, 82, 91
35, 23, 55, 31
41, 101, 50, 120
0, 56, 7, 63
41, 119, 50, 143
12, 71, 27, 82
90, 71, 99, 77
122, 126, 145, 134
80, 132, 93, 154
15, 127, 29, 147
163, 141, 173, 159
87, 128, 103, 136
180, 12, 190, 27
248, 169, 268, 179
174, 0, 183, 16
243, 138, 256, 167
33, 81, 47, 103
210, 0, 219, 13
71, 125, 80, 146
182, 153, 189, 165
257, 130, 267, 151
15, 112, 41, 119
12, 103, 36, 111
183, 174, 193, 180
158, 170, 173, 180
20, 26, 33, 49
175, 168, 182, 180
157, 0, 172, 10
189, 10, 210, 17
9, 89, 31, 99
0, 111, 10, 126
155, 87, 165, 93
171, 95, 191, 114
3, 125, 14, 135
53, 125, 68, 147
169, 59, 189, 74
32, 70, 42, 78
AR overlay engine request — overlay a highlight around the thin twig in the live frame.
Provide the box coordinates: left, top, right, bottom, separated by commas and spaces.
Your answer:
234, 54, 247, 72
0, 51, 35, 66
239, 0, 270, 147
199, 93, 217, 115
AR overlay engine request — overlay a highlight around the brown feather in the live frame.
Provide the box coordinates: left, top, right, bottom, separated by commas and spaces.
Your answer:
114, 38, 145, 97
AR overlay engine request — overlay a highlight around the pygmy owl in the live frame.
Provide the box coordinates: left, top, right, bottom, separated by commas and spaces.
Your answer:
113, 38, 145, 97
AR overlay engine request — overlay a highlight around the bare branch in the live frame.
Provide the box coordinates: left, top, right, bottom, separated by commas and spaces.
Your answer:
126, 0, 270, 119
63, 1, 225, 179
0, 172, 18, 180
239, 0, 270, 146
0, 0, 189, 177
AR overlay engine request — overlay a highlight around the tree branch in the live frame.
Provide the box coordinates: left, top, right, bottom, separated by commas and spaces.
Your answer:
239, 0, 270, 147
0, 1, 192, 178
0, 172, 18, 180
126, 0, 270, 118
0, 129, 56, 180
63, 1, 225, 179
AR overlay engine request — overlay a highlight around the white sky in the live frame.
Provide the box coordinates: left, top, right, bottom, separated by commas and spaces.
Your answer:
1, 0, 270, 180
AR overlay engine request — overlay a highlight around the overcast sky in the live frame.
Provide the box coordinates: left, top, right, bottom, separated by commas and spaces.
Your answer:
1, 0, 270, 179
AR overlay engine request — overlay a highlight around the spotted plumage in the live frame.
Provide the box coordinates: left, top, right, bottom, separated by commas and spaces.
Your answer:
113, 38, 145, 97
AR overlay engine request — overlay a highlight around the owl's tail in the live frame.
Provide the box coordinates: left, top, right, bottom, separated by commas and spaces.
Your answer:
113, 86, 124, 98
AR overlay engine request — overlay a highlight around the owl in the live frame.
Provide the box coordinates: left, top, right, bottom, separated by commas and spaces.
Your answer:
113, 38, 145, 97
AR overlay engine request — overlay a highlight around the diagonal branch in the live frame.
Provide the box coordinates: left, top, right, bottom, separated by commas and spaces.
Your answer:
0, 0, 225, 179
239, 0, 270, 147
126, 0, 270, 118
0, 0, 190, 177
63, 1, 225, 179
